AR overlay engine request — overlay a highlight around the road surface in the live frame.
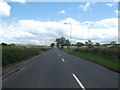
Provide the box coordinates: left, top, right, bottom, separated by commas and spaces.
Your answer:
3, 48, 119, 89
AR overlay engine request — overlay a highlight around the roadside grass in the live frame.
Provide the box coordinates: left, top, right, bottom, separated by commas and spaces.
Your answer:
2, 46, 50, 69
63, 48, 119, 72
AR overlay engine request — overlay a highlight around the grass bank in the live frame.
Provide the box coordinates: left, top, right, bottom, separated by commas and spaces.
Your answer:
2, 46, 50, 68
63, 47, 119, 72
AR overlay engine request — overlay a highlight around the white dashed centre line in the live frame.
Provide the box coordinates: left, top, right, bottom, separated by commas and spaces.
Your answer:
62, 58, 65, 62
72, 74, 86, 90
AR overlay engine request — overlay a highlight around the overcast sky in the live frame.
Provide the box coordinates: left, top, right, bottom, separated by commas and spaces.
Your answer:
0, 0, 119, 45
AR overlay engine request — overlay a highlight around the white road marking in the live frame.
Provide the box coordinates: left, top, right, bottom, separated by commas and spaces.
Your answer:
3, 68, 24, 81
72, 74, 86, 90
62, 58, 65, 62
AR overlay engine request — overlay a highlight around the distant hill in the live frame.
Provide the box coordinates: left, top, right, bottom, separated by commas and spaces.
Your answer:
15, 44, 36, 46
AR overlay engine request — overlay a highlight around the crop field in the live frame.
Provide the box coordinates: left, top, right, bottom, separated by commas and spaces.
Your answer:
2, 46, 50, 68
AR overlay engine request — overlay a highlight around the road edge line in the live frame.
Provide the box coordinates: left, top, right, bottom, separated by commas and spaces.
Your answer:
72, 73, 86, 90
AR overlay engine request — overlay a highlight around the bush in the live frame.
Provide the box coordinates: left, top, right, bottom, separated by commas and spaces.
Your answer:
74, 47, 119, 62
2, 46, 50, 67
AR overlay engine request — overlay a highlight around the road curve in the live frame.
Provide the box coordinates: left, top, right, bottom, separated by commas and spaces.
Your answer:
3, 48, 119, 88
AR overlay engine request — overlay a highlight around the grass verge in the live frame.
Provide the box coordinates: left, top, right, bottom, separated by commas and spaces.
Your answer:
63, 49, 119, 72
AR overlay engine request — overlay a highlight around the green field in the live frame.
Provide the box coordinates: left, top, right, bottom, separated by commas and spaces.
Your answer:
63, 46, 120, 72
2, 46, 50, 68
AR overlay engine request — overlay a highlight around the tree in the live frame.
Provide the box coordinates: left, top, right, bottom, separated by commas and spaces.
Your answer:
56, 43, 60, 48
110, 41, 117, 46
71, 44, 76, 46
85, 39, 93, 48
85, 42, 88, 46
60, 37, 66, 49
55, 37, 66, 49
95, 42, 101, 46
1, 43, 7, 46
65, 39, 70, 47
55, 38, 61, 48
110, 41, 118, 48
76, 42, 84, 48
50, 43, 55, 48
65, 39, 70, 49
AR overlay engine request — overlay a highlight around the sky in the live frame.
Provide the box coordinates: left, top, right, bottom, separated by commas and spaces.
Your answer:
0, 0, 119, 45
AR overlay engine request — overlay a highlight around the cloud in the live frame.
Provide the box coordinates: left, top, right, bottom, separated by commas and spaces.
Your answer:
0, 18, 118, 45
79, 2, 92, 11
58, 10, 66, 15
105, 3, 113, 7
0, 0, 26, 17
115, 10, 120, 16
83, 18, 117, 29
0, 1, 11, 17
61, 18, 80, 24
82, 18, 118, 43
105, 0, 118, 7
115, 10, 118, 15
7, 0, 26, 4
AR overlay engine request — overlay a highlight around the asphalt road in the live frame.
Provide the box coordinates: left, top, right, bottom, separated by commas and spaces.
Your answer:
3, 48, 119, 89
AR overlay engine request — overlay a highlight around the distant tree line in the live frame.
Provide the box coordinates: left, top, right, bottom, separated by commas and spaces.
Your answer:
1, 39, 119, 48
50, 37, 120, 49
0, 43, 15, 46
